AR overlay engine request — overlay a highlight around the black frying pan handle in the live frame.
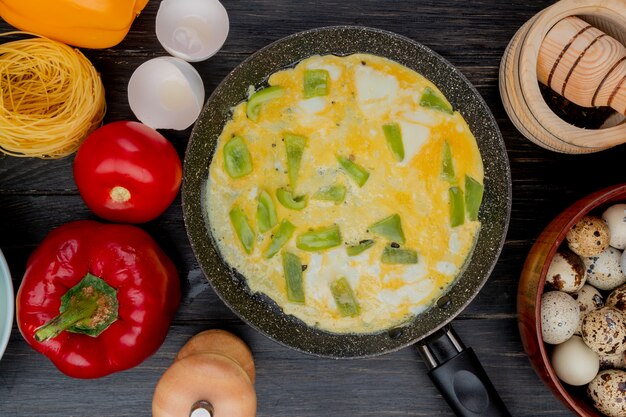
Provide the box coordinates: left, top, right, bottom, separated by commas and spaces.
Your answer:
416, 325, 511, 417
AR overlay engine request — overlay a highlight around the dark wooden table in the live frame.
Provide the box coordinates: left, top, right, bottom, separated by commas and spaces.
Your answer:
2, 1, 622, 415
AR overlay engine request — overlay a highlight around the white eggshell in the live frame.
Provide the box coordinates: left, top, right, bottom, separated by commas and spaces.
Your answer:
551, 335, 599, 386
584, 247, 626, 291
602, 204, 626, 250
156, 0, 229, 62
128, 57, 205, 130
571, 284, 604, 335
541, 291, 580, 345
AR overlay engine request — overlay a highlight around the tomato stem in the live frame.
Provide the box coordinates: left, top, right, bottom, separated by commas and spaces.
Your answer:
110, 186, 131, 203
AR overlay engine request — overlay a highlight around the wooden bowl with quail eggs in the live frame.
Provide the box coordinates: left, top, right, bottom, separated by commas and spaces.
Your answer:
519, 184, 626, 417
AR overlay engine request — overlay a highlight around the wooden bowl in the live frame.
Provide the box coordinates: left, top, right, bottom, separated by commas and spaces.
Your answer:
518, 183, 626, 416
499, 0, 626, 154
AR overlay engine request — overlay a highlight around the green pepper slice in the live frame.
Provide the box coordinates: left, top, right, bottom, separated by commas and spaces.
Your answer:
276, 188, 307, 210
337, 155, 369, 187
223, 136, 253, 179
296, 224, 342, 251
420, 86, 453, 114
304, 69, 330, 98
346, 240, 375, 256
381, 246, 418, 264
382, 122, 405, 162
257, 190, 278, 233
284, 133, 307, 189
247, 86, 284, 121
282, 251, 305, 303
313, 184, 346, 204
465, 175, 484, 221
441, 140, 455, 182
449, 186, 465, 227
264, 220, 296, 259
369, 214, 405, 245
330, 277, 360, 317
229, 206, 255, 254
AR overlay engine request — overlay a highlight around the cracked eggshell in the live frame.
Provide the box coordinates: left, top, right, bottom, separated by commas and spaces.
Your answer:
607, 284, 626, 314
602, 204, 626, 250
546, 248, 586, 293
156, 0, 229, 62
566, 215, 610, 257
588, 369, 626, 417
584, 247, 626, 291
551, 335, 599, 386
541, 291, 580, 345
572, 284, 604, 335
128, 57, 205, 130
581, 307, 626, 355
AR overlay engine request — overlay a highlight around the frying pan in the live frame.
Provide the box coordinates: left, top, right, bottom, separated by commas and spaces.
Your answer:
183, 26, 512, 417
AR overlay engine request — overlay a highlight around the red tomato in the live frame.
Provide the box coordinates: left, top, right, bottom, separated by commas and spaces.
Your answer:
74, 121, 182, 223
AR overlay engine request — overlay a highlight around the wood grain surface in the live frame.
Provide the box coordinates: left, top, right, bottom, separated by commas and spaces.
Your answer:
1, 1, 624, 416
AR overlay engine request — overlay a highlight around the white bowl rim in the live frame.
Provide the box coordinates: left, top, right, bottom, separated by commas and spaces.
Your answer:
0, 249, 14, 361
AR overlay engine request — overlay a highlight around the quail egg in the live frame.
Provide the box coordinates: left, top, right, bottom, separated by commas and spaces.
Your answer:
546, 249, 586, 293
567, 215, 610, 257
584, 247, 626, 291
588, 369, 626, 417
156, 0, 229, 62
603, 204, 626, 250
541, 291, 580, 345
128, 56, 205, 130
599, 352, 626, 370
572, 284, 604, 335
551, 335, 599, 386
581, 307, 626, 355
607, 284, 626, 314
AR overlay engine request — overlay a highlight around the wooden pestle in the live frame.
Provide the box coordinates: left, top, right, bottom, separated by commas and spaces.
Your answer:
537, 16, 626, 115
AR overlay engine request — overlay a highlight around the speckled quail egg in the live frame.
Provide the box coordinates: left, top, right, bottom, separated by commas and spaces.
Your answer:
567, 215, 610, 257
588, 369, 626, 417
551, 335, 599, 386
599, 352, 626, 370
572, 284, 605, 335
581, 307, 626, 355
541, 291, 580, 345
603, 204, 626, 250
546, 249, 586, 293
607, 284, 626, 314
584, 247, 626, 291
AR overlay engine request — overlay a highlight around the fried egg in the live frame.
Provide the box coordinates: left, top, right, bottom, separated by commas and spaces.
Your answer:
205, 53, 483, 334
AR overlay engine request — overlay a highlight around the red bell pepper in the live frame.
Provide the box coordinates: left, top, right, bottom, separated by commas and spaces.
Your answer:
16, 220, 180, 379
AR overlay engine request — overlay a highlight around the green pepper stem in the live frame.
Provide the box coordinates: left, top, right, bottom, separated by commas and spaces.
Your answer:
34, 297, 99, 342
34, 273, 119, 342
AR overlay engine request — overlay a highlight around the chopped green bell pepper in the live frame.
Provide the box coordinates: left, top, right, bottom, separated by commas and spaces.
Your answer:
313, 184, 346, 204
330, 277, 360, 317
257, 190, 278, 233
303, 69, 330, 98
369, 214, 405, 245
337, 155, 369, 187
420, 86, 453, 114
465, 175, 484, 221
381, 246, 418, 264
247, 86, 284, 121
276, 188, 307, 210
441, 140, 455, 182
382, 122, 404, 162
346, 240, 375, 256
284, 133, 307, 189
282, 251, 305, 303
296, 224, 342, 251
264, 220, 296, 259
449, 186, 465, 227
229, 206, 255, 254
223, 136, 253, 179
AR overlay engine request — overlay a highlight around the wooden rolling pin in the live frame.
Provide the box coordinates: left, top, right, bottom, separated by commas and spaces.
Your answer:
537, 15, 626, 115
